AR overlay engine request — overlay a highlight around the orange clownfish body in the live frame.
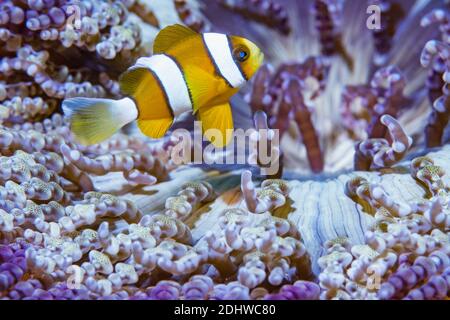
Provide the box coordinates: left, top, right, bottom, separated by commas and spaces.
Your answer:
62, 24, 264, 147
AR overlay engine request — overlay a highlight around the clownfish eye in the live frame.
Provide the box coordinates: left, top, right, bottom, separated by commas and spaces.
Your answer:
233, 46, 249, 62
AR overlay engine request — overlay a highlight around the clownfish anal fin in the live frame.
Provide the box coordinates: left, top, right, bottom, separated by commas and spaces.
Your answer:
197, 103, 234, 148
137, 118, 173, 139
153, 24, 197, 54
119, 67, 149, 96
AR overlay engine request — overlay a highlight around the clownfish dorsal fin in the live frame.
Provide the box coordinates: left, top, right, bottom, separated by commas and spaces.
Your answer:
153, 24, 197, 54
197, 102, 234, 148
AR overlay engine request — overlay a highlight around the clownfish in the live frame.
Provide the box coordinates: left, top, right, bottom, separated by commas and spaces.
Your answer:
62, 24, 264, 147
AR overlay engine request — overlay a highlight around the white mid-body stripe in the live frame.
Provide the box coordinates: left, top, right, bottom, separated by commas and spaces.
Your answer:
134, 55, 192, 117
203, 33, 246, 88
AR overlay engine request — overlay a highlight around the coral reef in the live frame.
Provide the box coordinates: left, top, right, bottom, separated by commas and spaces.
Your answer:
0, 0, 449, 300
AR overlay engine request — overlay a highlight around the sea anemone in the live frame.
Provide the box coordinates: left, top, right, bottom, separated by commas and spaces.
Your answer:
0, 0, 449, 300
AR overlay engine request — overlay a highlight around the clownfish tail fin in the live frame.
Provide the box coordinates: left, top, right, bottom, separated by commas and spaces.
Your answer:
62, 97, 138, 145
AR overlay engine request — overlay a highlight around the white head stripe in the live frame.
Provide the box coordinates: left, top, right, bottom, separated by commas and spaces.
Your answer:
203, 33, 246, 88
134, 55, 192, 116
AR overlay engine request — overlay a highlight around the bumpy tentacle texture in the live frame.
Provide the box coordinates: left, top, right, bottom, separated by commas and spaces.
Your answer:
0, 83, 184, 300
0, 0, 449, 301
354, 115, 412, 170
247, 57, 328, 174
0, 0, 144, 123
313, 0, 353, 69
241, 170, 290, 214
0, 0, 210, 124
217, 0, 290, 35
327, 156, 450, 300
174, 0, 209, 32
369, 0, 405, 66
164, 181, 216, 220
202, 207, 311, 290
340, 85, 377, 140
247, 111, 282, 178
420, 8, 450, 147
341, 66, 409, 142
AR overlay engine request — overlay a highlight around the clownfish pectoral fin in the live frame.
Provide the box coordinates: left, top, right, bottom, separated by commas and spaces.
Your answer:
153, 24, 197, 54
197, 103, 234, 148
137, 118, 173, 139
185, 66, 219, 113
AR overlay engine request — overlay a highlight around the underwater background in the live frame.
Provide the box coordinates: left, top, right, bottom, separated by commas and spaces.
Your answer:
0, 0, 449, 300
